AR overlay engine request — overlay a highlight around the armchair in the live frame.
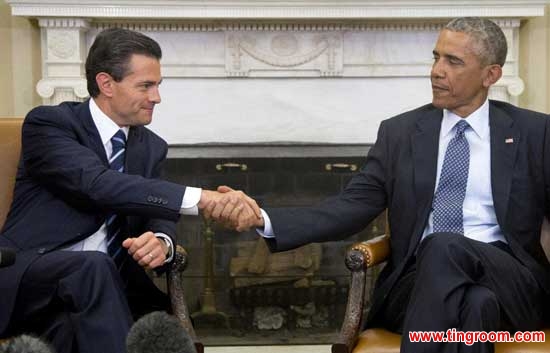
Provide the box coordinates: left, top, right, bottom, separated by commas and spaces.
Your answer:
0, 118, 202, 353
333, 230, 550, 353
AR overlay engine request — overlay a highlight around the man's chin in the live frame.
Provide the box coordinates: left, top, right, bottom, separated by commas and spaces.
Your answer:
140, 112, 154, 125
432, 98, 446, 109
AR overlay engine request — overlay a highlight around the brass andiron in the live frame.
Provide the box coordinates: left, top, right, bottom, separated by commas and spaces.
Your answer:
191, 218, 230, 328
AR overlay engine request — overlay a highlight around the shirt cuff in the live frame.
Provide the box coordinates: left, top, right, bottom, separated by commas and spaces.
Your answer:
180, 186, 202, 216
155, 233, 174, 263
256, 209, 274, 238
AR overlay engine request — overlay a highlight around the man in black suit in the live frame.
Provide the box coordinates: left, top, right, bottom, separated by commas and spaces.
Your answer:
0, 28, 259, 353
213, 17, 550, 353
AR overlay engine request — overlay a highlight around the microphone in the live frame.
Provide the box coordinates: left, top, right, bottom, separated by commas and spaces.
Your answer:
0, 248, 15, 268
126, 311, 197, 353
0, 334, 55, 353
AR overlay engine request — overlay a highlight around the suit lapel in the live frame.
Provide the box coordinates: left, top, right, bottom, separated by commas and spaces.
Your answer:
489, 102, 519, 228
79, 99, 109, 165
412, 107, 443, 225
407, 107, 443, 254
125, 126, 144, 175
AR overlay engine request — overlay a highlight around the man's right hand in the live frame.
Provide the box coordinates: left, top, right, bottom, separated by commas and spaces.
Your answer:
199, 186, 264, 232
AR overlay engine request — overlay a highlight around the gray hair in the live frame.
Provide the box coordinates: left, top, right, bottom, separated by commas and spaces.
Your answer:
0, 335, 55, 353
445, 17, 507, 67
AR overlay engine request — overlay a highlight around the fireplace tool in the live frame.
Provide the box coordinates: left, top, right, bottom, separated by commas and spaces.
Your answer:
191, 218, 230, 328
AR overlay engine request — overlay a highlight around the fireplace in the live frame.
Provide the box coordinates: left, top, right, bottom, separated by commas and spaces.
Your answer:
6, 1, 542, 147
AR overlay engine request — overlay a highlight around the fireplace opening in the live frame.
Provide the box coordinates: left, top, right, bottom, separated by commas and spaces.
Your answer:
159, 155, 386, 345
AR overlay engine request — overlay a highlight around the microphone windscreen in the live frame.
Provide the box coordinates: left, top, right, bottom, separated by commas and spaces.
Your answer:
0, 334, 55, 353
126, 311, 196, 353
0, 248, 16, 268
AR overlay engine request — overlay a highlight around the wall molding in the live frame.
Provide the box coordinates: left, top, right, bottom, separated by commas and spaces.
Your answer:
89, 19, 521, 32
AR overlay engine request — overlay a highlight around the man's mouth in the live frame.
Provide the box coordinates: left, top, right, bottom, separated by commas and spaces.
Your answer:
432, 85, 448, 91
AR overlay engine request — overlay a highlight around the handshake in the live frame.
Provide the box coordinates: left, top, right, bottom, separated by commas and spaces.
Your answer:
198, 185, 264, 232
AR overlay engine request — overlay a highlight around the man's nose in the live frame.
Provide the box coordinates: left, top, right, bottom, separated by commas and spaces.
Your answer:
431, 60, 445, 79
150, 87, 161, 104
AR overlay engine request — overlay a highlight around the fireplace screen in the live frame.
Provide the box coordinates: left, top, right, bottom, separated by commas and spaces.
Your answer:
159, 156, 385, 345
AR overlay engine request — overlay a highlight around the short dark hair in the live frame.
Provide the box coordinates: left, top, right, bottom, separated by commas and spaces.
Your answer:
445, 17, 507, 67
85, 28, 162, 97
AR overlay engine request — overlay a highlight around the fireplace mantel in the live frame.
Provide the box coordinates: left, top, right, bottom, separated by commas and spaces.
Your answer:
7, 0, 548, 19
7, 0, 549, 153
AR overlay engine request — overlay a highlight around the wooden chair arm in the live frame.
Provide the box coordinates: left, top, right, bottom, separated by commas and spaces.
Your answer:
167, 245, 204, 353
332, 234, 391, 353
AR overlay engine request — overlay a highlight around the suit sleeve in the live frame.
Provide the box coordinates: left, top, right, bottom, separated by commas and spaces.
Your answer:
265, 120, 390, 252
22, 106, 186, 222
544, 115, 550, 220
146, 151, 178, 239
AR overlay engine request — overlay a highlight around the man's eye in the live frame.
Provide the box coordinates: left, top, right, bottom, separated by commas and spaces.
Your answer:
449, 58, 462, 65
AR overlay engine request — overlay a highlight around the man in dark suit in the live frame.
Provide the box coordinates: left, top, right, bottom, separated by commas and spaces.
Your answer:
213, 17, 550, 353
0, 28, 259, 353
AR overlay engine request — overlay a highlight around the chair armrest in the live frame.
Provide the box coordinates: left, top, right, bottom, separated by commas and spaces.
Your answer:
167, 245, 204, 353
332, 234, 391, 353
348, 234, 391, 270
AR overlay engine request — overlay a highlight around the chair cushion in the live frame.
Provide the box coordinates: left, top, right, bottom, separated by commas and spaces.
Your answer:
0, 118, 23, 229
352, 329, 550, 353
495, 330, 550, 353
353, 329, 401, 353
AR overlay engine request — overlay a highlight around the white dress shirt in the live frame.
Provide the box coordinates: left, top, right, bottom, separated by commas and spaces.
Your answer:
422, 99, 505, 243
65, 98, 203, 261
261, 100, 505, 244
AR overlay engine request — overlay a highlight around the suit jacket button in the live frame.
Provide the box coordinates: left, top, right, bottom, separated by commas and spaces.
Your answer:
147, 195, 153, 202
37, 248, 46, 254
162, 200, 168, 205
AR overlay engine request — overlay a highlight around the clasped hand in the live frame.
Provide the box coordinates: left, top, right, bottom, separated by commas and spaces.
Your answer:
199, 186, 263, 232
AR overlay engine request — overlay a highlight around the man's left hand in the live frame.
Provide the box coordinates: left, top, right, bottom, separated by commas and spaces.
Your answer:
122, 231, 167, 269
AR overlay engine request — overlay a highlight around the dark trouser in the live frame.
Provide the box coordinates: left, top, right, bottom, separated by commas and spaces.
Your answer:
377, 233, 544, 353
9, 250, 169, 353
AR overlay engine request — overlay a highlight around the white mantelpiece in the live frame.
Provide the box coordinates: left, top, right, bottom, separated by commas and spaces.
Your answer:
7, 0, 550, 152
7, 1, 549, 19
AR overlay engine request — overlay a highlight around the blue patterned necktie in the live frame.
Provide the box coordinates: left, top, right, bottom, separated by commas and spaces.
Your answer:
106, 129, 127, 267
432, 120, 470, 234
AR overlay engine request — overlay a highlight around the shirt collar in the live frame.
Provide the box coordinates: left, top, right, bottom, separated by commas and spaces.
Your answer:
89, 98, 129, 146
441, 99, 489, 140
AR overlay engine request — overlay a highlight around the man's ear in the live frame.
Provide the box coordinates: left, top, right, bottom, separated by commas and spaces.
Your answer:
95, 72, 114, 97
482, 64, 503, 88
